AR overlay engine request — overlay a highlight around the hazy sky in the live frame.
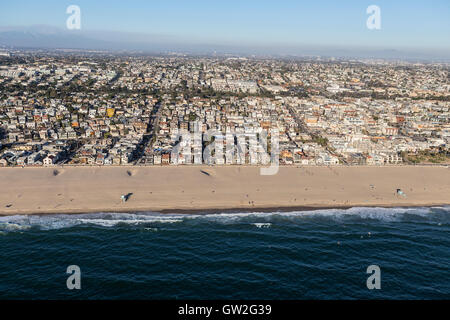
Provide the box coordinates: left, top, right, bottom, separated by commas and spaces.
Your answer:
1, 0, 449, 50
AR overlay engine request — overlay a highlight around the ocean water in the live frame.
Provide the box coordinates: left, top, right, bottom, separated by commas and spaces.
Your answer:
0, 206, 449, 300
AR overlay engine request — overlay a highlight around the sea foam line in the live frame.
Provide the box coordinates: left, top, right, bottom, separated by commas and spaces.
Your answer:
0, 206, 449, 232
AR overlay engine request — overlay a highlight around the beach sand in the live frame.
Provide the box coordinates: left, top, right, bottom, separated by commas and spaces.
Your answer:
0, 165, 449, 215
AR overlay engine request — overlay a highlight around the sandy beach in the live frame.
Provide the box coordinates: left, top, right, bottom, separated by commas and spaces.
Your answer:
0, 165, 449, 215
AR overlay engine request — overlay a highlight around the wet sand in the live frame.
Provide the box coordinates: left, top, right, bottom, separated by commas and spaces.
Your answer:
0, 165, 449, 215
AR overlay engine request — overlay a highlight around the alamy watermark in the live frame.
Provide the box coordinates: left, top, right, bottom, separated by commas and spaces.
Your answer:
66, 5, 81, 30
64, 264, 382, 292
366, 265, 381, 289
66, 265, 81, 290
366, 5, 381, 30
170, 126, 279, 175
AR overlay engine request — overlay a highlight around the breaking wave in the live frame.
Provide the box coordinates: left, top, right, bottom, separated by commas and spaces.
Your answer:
0, 206, 449, 233
252, 223, 272, 228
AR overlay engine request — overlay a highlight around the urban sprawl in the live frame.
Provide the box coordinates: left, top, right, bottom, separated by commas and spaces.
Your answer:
0, 51, 449, 167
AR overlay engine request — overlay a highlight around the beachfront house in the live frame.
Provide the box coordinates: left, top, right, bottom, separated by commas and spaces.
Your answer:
316, 153, 339, 165
0, 158, 8, 167
43, 154, 57, 166
162, 153, 170, 165
153, 154, 162, 165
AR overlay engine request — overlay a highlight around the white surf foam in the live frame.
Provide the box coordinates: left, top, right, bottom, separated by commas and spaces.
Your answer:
0, 206, 448, 232
0, 212, 184, 231
252, 223, 272, 228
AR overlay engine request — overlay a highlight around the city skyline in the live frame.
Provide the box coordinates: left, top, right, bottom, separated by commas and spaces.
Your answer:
1, 1, 449, 304
1, 1, 449, 59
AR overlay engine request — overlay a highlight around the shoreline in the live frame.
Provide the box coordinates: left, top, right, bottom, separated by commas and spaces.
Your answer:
1, 166, 449, 216
1, 203, 449, 217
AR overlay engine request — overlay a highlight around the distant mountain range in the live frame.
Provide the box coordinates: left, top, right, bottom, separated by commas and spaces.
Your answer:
0, 25, 449, 61
0, 25, 163, 51
0, 28, 112, 50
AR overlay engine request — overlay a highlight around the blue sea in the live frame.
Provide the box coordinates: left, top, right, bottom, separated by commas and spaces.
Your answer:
0, 206, 449, 299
